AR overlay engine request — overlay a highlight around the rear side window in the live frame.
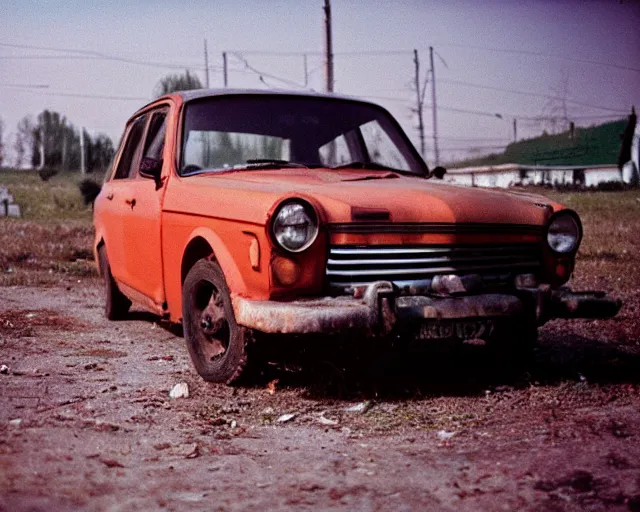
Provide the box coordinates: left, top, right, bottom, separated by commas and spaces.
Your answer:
113, 115, 146, 180
143, 111, 168, 161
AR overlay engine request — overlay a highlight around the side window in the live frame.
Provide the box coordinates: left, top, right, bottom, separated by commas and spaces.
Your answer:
143, 111, 168, 162
359, 120, 410, 171
318, 135, 352, 167
113, 116, 146, 180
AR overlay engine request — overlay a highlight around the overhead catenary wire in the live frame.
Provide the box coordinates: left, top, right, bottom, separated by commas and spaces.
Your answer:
229, 53, 308, 89
438, 78, 629, 113
430, 42, 640, 74
0, 42, 207, 71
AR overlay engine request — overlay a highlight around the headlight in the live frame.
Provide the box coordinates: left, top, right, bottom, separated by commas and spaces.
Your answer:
271, 200, 319, 252
546, 211, 582, 254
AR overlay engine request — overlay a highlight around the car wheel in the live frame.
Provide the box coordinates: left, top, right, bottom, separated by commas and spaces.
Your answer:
484, 316, 537, 366
182, 259, 250, 384
98, 246, 131, 320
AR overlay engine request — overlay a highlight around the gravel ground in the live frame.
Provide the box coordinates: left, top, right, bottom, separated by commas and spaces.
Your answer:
1, 278, 639, 511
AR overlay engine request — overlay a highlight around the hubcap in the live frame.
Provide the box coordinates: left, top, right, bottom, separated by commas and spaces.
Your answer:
197, 286, 229, 361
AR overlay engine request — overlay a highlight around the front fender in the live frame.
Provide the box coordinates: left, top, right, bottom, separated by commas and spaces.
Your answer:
185, 226, 249, 295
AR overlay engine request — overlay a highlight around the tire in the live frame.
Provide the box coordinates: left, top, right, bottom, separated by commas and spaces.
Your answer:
182, 259, 250, 384
98, 246, 131, 320
484, 316, 537, 366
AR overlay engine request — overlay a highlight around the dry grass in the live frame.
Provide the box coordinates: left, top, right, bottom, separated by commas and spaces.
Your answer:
0, 170, 97, 285
0, 175, 638, 291
533, 188, 640, 294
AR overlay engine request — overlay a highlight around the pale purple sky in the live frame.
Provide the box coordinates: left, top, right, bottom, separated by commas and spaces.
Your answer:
1, 0, 639, 166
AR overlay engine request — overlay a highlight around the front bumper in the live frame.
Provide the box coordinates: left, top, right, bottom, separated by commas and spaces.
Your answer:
232, 280, 621, 336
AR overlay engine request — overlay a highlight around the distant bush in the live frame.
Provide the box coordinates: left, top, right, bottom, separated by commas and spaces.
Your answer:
78, 179, 102, 206
38, 167, 59, 181
542, 180, 634, 193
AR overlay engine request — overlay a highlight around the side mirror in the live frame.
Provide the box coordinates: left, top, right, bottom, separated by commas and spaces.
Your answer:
140, 157, 166, 189
432, 166, 447, 179
139, 157, 163, 180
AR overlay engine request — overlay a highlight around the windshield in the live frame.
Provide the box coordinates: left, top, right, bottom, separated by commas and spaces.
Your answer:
179, 95, 427, 176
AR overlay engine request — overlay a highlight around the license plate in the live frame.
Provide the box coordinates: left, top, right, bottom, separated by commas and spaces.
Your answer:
418, 320, 494, 340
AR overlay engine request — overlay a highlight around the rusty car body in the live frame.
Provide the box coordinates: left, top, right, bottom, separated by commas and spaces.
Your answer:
93, 89, 621, 383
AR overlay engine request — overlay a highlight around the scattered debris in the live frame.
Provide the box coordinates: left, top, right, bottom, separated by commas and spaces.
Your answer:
266, 379, 279, 395
277, 413, 297, 423
100, 458, 125, 468
0, 364, 8, 374
185, 444, 200, 459
317, 413, 339, 426
437, 430, 457, 441
169, 382, 189, 399
345, 401, 372, 414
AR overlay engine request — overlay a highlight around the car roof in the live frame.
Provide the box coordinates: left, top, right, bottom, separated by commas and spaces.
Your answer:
155, 87, 376, 106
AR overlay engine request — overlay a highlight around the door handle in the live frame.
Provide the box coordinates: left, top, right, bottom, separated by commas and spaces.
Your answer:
125, 198, 136, 209
106, 193, 114, 201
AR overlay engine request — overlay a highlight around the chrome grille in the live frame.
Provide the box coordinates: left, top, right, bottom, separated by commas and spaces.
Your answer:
326, 243, 541, 290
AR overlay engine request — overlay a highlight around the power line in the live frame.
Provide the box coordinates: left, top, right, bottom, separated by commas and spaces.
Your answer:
438, 78, 629, 113
223, 49, 412, 57
430, 43, 640, 73
438, 136, 511, 142
358, 94, 627, 122
0, 42, 205, 71
229, 53, 307, 89
438, 145, 509, 151
7, 86, 148, 101
0, 83, 49, 88
215, 44, 639, 72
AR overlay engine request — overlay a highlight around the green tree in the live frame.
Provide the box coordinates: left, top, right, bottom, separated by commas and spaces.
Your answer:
154, 70, 203, 97
87, 133, 115, 173
30, 110, 114, 173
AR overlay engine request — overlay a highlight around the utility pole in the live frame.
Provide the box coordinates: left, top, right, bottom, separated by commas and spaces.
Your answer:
303, 53, 308, 88
413, 49, 425, 158
429, 46, 440, 166
80, 128, 86, 175
38, 126, 44, 169
204, 39, 210, 88
513, 118, 517, 142
324, 0, 334, 92
61, 130, 67, 171
222, 52, 228, 87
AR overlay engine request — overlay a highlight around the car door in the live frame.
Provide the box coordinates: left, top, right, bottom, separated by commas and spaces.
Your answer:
99, 114, 147, 288
118, 107, 169, 307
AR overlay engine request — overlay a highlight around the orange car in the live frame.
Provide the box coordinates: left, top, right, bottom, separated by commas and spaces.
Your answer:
93, 89, 620, 383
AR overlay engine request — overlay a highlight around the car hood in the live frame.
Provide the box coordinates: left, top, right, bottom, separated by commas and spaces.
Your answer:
167, 168, 562, 226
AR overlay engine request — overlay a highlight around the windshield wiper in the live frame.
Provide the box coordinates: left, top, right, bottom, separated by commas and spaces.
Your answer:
245, 159, 309, 169
330, 161, 408, 174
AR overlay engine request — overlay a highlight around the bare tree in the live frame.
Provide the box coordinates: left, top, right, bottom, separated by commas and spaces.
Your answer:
154, 70, 203, 98
13, 116, 33, 169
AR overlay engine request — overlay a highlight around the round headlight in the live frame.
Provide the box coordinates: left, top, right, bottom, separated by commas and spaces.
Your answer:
547, 211, 581, 254
271, 200, 319, 252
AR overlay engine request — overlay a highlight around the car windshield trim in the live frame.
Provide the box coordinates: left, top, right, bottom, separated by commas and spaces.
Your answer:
179, 95, 429, 178
181, 160, 320, 177
330, 161, 414, 176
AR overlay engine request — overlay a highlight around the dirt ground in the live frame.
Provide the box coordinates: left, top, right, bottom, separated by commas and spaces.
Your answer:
1, 272, 639, 511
